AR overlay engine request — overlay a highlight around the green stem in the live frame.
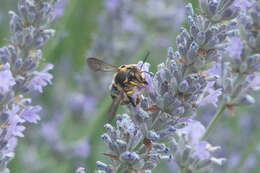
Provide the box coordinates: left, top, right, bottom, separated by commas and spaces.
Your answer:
201, 73, 245, 141
201, 104, 226, 141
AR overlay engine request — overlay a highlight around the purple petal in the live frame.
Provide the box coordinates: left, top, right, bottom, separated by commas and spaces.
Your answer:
12, 124, 26, 138
21, 105, 42, 123
226, 37, 243, 59
0, 63, 15, 94
28, 64, 54, 93
248, 73, 260, 89
137, 61, 153, 92
6, 137, 18, 153
6, 105, 26, 138
233, 0, 253, 12
206, 63, 221, 76
200, 82, 222, 107
193, 141, 211, 160
177, 120, 206, 145
53, 0, 68, 19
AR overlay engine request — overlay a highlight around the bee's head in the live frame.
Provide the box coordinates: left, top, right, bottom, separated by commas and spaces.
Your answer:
118, 65, 142, 74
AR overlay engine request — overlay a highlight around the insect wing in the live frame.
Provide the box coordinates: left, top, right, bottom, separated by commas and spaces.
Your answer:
87, 57, 118, 72
106, 91, 123, 123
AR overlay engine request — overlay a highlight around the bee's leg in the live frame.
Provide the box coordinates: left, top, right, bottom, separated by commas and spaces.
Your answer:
128, 96, 137, 107
129, 81, 139, 86
135, 74, 144, 83
136, 95, 140, 105
126, 90, 135, 96
123, 77, 129, 84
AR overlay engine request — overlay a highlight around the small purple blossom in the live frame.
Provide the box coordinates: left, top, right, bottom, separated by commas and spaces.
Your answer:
233, 0, 253, 12
137, 61, 153, 92
248, 73, 260, 89
0, 63, 15, 94
177, 120, 205, 146
177, 120, 214, 160
193, 141, 211, 160
21, 105, 42, 123
200, 82, 222, 107
5, 137, 18, 153
53, 0, 68, 19
6, 105, 26, 138
226, 37, 243, 59
28, 64, 54, 93
206, 63, 222, 76
116, 114, 137, 136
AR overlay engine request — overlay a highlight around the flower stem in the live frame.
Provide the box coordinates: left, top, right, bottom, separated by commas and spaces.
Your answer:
201, 104, 226, 141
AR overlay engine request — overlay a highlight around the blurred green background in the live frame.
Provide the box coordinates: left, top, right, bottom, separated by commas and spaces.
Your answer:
0, 0, 260, 173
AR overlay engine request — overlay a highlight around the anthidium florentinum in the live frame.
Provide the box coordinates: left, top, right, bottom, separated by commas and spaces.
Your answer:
87, 55, 149, 122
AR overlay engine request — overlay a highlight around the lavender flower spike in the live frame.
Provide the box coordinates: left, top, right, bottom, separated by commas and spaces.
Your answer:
0, 0, 59, 172
95, 0, 240, 172
202, 0, 260, 140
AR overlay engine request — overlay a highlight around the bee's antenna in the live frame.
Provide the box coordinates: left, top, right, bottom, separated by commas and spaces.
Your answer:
143, 71, 154, 76
140, 51, 150, 69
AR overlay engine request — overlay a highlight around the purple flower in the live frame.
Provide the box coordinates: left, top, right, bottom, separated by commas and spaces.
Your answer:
177, 120, 205, 145
53, 0, 68, 19
21, 105, 42, 123
226, 37, 243, 59
5, 137, 17, 153
193, 141, 211, 160
248, 73, 260, 89
28, 64, 54, 93
137, 61, 150, 73
6, 105, 26, 138
0, 63, 15, 94
116, 114, 137, 136
177, 120, 212, 160
200, 82, 222, 107
233, 0, 253, 12
206, 63, 221, 76
137, 61, 153, 92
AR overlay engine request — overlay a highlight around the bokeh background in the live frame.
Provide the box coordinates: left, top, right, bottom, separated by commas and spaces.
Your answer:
0, 0, 260, 172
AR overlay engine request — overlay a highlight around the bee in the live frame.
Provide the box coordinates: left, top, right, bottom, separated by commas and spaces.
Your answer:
87, 54, 149, 122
